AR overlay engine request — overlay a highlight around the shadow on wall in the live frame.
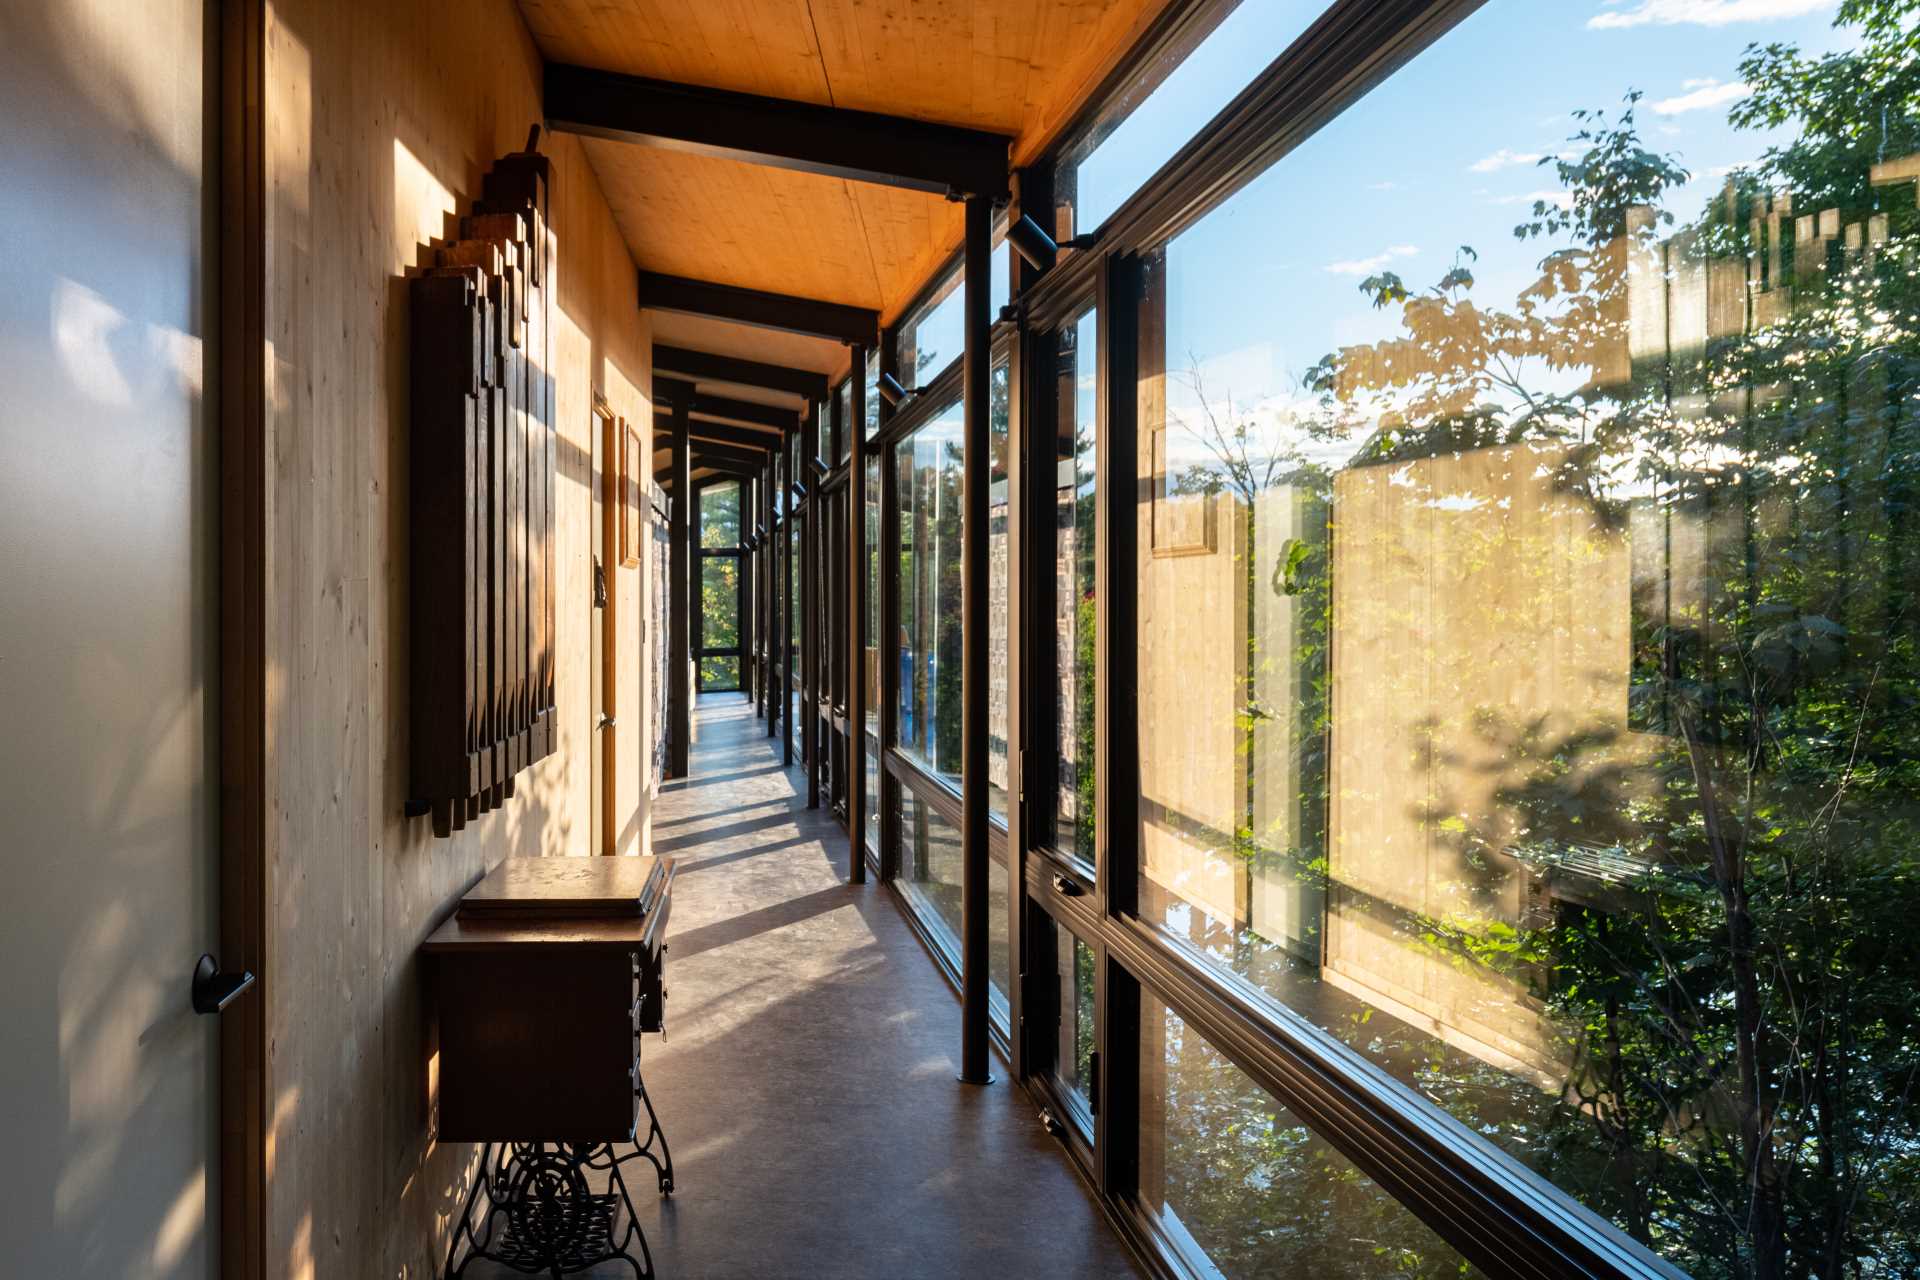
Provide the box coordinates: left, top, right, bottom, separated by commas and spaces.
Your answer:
0, 0, 221, 1274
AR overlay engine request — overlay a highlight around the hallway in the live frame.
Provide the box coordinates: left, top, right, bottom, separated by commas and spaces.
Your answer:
482, 692, 1140, 1278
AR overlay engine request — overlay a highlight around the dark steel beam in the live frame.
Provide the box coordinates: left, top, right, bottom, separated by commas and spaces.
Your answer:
546, 62, 1009, 199
638, 271, 878, 346
691, 441, 773, 470
959, 195, 993, 1086
654, 345, 829, 401
655, 413, 781, 454
656, 376, 802, 433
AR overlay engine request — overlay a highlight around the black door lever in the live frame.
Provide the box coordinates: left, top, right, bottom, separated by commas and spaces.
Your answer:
192, 954, 256, 1015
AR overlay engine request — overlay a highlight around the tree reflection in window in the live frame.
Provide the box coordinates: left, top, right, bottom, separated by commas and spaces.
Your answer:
1134, 3, 1920, 1273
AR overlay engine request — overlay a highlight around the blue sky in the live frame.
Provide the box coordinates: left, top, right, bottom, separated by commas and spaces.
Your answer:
1069, 0, 1863, 464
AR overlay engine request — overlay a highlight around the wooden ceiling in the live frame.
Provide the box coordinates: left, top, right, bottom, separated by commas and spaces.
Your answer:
519, 0, 1174, 374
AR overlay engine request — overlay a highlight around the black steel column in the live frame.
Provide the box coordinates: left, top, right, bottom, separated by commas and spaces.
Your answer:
763, 457, 776, 731
959, 194, 993, 1086
668, 398, 691, 779
876, 328, 901, 881
847, 345, 868, 883
741, 475, 756, 705
782, 426, 795, 767
803, 427, 819, 808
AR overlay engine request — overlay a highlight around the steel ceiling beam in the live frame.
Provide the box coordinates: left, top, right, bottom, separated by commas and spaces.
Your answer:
637, 271, 878, 346
546, 63, 1010, 199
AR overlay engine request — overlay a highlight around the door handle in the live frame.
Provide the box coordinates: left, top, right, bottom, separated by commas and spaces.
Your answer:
191, 954, 256, 1015
598, 714, 617, 731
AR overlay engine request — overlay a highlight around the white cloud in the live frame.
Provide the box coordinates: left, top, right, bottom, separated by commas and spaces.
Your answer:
1651, 80, 1752, 113
1469, 147, 1543, 173
1323, 244, 1420, 276
1588, 0, 1835, 29
1369, 180, 1398, 191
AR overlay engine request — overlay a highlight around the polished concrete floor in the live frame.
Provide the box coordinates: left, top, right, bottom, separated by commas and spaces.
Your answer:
465, 692, 1141, 1279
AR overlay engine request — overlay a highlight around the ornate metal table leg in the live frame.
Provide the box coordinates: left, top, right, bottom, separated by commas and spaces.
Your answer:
622, 1016, 676, 1195
442, 1141, 655, 1279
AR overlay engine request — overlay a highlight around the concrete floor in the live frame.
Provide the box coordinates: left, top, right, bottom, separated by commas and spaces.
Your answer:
464, 692, 1142, 1279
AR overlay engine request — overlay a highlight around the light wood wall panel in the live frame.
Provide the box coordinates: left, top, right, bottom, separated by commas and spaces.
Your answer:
261, 0, 654, 1273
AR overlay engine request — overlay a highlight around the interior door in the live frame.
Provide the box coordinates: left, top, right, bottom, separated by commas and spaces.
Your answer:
0, 1, 220, 1274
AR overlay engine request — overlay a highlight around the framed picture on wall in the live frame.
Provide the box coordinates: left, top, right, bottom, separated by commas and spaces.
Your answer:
619, 419, 642, 568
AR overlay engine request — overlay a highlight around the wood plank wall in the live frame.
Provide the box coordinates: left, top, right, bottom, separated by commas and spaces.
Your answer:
260, 0, 654, 1272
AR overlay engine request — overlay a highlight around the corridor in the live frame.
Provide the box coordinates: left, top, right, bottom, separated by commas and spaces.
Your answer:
472, 693, 1140, 1278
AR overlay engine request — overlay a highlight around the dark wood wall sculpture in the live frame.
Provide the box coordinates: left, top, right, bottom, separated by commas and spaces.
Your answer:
409, 131, 557, 838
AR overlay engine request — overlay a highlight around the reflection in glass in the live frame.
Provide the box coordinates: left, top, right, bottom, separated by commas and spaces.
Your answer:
1053, 308, 1099, 864
897, 398, 965, 786
895, 788, 1011, 1022
988, 358, 1011, 823
866, 453, 882, 857
1141, 996, 1478, 1278
1132, 2, 1919, 1272
1050, 922, 1096, 1127
699, 480, 740, 548
896, 241, 1011, 384
699, 558, 739, 648
1058, 0, 1317, 236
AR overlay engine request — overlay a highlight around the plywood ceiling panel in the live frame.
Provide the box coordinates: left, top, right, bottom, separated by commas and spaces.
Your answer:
522, 0, 1175, 325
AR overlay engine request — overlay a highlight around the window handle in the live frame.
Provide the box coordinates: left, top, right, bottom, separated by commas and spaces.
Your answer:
1051, 873, 1083, 898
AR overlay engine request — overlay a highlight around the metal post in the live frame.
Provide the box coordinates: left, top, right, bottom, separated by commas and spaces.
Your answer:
741, 475, 755, 706
876, 329, 901, 881
804, 421, 819, 808
668, 399, 691, 779
782, 425, 795, 767
959, 194, 993, 1086
847, 345, 868, 883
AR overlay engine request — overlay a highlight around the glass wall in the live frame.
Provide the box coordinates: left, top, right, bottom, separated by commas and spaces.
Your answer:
1139, 995, 1477, 1278
697, 482, 742, 692
1056, 0, 1319, 236
1129, 2, 1920, 1274
866, 452, 882, 857
895, 788, 1011, 1019
987, 357, 1011, 824
895, 242, 1011, 384
1049, 919, 1096, 1129
896, 396, 965, 788
1051, 308, 1099, 866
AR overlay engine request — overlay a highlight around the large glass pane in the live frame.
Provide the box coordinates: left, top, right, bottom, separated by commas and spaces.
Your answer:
866, 452, 882, 856
988, 357, 1011, 823
837, 379, 853, 463
895, 787, 1011, 1019
698, 655, 739, 691
1054, 308, 1098, 865
1133, 3, 1916, 1273
864, 348, 880, 443
699, 480, 740, 548
895, 242, 1011, 383
1141, 994, 1478, 1278
699, 557, 739, 648
897, 396, 965, 786
1050, 921, 1096, 1128
1057, 0, 1319, 236
864, 730, 880, 858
